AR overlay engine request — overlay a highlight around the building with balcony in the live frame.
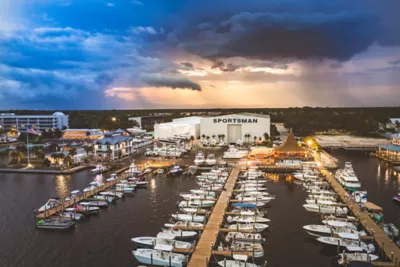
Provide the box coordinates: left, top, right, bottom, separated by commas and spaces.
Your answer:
0, 112, 69, 133
62, 129, 104, 140
377, 133, 400, 164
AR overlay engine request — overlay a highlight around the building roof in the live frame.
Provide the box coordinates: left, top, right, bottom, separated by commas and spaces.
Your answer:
237, 112, 270, 119
114, 128, 125, 133
274, 130, 305, 153
52, 112, 66, 116
63, 128, 101, 132
95, 135, 132, 145
378, 145, 400, 152
389, 118, 400, 124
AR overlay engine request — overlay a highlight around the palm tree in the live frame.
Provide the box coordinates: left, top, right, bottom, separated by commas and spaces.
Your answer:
201, 134, 206, 141
221, 134, 225, 142
263, 132, 270, 141
64, 156, 72, 168
212, 134, 216, 140
253, 136, 257, 145
84, 145, 94, 157
69, 148, 77, 158
190, 136, 194, 147
17, 152, 24, 164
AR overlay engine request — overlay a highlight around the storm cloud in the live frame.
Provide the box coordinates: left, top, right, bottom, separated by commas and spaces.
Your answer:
140, 73, 201, 91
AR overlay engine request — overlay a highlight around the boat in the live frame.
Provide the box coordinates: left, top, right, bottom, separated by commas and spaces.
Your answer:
225, 232, 265, 243
219, 243, 264, 258
165, 221, 204, 229
36, 218, 75, 230
352, 191, 368, 204
293, 170, 318, 181
303, 221, 362, 237
392, 193, 400, 203
335, 252, 379, 265
65, 190, 81, 201
189, 189, 216, 197
178, 200, 215, 208
194, 151, 205, 166
171, 214, 206, 223
132, 248, 187, 267
115, 183, 135, 193
92, 194, 116, 203
217, 259, 260, 267
180, 194, 215, 201
8, 145, 16, 150
43, 142, 51, 148
127, 177, 148, 187
335, 162, 361, 191
235, 187, 267, 192
307, 189, 337, 195
38, 199, 61, 212
307, 194, 338, 202
226, 216, 270, 223
92, 164, 106, 174
303, 203, 348, 215
305, 198, 338, 204
205, 154, 217, 166
132, 237, 193, 249
317, 234, 375, 253
157, 229, 197, 240
228, 223, 269, 233
236, 180, 267, 185
223, 146, 248, 159
233, 196, 274, 203
232, 203, 259, 209
169, 166, 183, 175
79, 201, 108, 208
230, 208, 265, 217
66, 204, 99, 214
60, 211, 84, 221
99, 191, 124, 198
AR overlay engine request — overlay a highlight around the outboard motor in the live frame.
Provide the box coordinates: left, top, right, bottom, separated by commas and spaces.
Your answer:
367, 243, 376, 253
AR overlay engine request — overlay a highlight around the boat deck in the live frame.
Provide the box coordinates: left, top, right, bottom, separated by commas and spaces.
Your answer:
35, 166, 130, 219
187, 165, 241, 267
321, 168, 400, 264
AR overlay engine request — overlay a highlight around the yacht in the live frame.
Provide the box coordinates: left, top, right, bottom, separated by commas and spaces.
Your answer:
38, 199, 61, 212
115, 183, 135, 193
132, 249, 187, 267
157, 229, 197, 240
317, 233, 375, 253
164, 221, 204, 229
194, 151, 205, 166
66, 204, 99, 214
293, 170, 318, 181
335, 162, 361, 191
171, 214, 205, 223
180, 193, 215, 201
189, 189, 217, 197
36, 218, 75, 230
205, 154, 217, 166
303, 220, 364, 237
169, 166, 183, 175
226, 216, 270, 224
303, 202, 348, 215
223, 146, 248, 159
132, 237, 193, 249
217, 259, 260, 267
335, 252, 379, 265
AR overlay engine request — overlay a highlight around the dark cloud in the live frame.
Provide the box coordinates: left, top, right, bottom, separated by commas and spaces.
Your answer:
180, 62, 194, 68
389, 59, 400, 66
140, 73, 201, 91
211, 61, 240, 72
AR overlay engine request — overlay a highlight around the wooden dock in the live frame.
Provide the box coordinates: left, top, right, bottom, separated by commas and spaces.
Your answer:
35, 166, 130, 219
188, 166, 241, 267
322, 168, 400, 265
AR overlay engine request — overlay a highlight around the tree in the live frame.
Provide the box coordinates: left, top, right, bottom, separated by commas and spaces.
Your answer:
0, 150, 7, 165
221, 134, 225, 142
17, 152, 24, 164
69, 148, 77, 158
212, 134, 216, 140
54, 128, 62, 139
64, 156, 72, 168
10, 151, 17, 163
263, 132, 270, 141
84, 145, 94, 156
253, 136, 257, 145
43, 158, 51, 167
201, 134, 206, 141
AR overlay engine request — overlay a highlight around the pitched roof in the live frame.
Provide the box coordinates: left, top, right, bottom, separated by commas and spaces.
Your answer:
95, 135, 132, 145
275, 130, 305, 153
114, 128, 125, 133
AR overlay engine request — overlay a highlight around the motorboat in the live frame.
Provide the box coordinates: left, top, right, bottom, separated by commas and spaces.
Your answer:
232, 203, 264, 209
36, 218, 75, 230
307, 189, 337, 195
194, 151, 205, 166
79, 200, 108, 208
293, 170, 318, 181
230, 208, 265, 217
219, 243, 264, 258
223, 146, 248, 159
133, 248, 187, 267
235, 191, 271, 198
92, 164, 106, 174
393, 193, 400, 203
157, 229, 197, 240
305, 198, 338, 204
225, 232, 265, 243
199, 185, 223, 192
228, 223, 269, 233
65, 190, 81, 201
169, 166, 183, 175
317, 234, 375, 253
189, 189, 216, 197
60, 211, 84, 221
99, 191, 123, 199
307, 194, 338, 202
335, 162, 361, 191
235, 187, 267, 192
303, 221, 363, 237
352, 191, 367, 204
66, 204, 99, 214
233, 196, 274, 204
335, 252, 379, 265
38, 199, 61, 212
236, 180, 267, 185
180, 208, 208, 214
217, 259, 259, 267
303, 203, 348, 215
178, 200, 215, 208
180, 193, 215, 201
226, 216, 270, 224
165, 221, 204, 229
132, 237, 193, 249
171, 214, 206, 223
92, 194, 116, 203
205, 154, 217, 166
127, 177, 148, 187
115, 183, 135, 193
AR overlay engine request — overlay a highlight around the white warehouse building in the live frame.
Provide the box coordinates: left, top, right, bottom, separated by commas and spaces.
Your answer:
154, 116, 202, 139
200, 113, 270, 144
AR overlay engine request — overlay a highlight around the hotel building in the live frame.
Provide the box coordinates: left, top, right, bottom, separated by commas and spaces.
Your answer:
0, 112, 69, 133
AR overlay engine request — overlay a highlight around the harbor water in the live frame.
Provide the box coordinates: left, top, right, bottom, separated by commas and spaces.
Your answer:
0, 150, 399, 267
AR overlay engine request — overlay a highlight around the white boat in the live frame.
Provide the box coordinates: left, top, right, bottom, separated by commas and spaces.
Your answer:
303, 221, 362, 237
157, 229, 197, 240
65, 190, 81, 201
132, 249, 187, 267
180, 193, 215, 201
178, 200, 215, 208
92, 164, 106, 174
225, 232, 265, 243
235, 191, 270, 197
222, 243, 264, 258
189, 190, 216, 197
335, 162, 361, 191
92, 194, 116, 203
223, 146, 248, 159
79, 200, 108, 208
100, 191, 123, 198
303, 203, 348, 214
132, 237, 193, 249
61, 211, 84, 221
317, 234, 375, 253
165, 221, 204, 229
305, 198, 338, 204
234, 196, 274, 203
66, 204, 99, 214
236, 187, 267, 192
237, 180, 267, 185
336, 252, 379, 265
115, 183, 135, 193
230, 208, 265, 217
307, 189, 337, 195
205, 154, 217, 166
227, 216, 270, 223
217, 259, 259, 267
293, 170, 318, 181
228, 223, 269, 233
352, 191, 368, 204
171, 214, 206, 223
38, 199, 61, 212
199, 185, 223, 192
179, 208, 208, 214
169, 166, 183, 175
307, 194, 337, 202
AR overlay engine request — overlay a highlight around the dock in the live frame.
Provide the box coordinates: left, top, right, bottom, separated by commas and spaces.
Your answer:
321, 168, 400, 265
35, 166, 130, 219
188, 165, 241, 267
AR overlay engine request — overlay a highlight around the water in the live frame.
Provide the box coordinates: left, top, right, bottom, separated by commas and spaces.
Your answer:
0, 150, 398, 267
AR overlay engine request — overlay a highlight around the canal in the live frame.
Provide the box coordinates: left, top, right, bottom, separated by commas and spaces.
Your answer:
0, 150, 398, 267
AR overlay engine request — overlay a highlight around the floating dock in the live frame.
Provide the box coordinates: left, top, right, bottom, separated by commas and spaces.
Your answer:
187, 165, 241, 267
35, 166, 130, 219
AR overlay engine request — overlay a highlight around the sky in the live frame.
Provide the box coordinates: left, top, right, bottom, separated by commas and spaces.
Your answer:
0, 0, 400, 109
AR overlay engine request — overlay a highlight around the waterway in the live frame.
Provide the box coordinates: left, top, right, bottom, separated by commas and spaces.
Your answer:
0, 150, 399, 267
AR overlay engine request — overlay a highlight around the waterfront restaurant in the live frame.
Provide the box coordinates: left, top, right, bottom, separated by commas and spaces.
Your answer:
376, 133, 400, 164
274, 130, 306, 166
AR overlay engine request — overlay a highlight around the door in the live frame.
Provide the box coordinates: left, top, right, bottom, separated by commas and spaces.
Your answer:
227, 124, 242, 144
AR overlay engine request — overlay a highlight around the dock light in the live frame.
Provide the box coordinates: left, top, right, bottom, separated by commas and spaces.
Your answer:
307, 140, 312, 146
317, 162, 322, 167
112, 117, 116, 122
27, 163, 33, 168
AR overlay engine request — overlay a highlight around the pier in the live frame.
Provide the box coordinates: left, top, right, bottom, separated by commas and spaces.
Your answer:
321, 167, 400, 266
35, 166, 130, 219
188, 165, 241, 267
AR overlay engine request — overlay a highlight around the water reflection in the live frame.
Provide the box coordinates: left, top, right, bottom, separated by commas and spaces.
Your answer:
150, 178, 156, 192
55, 175, 70, 198
93, 174, 104, 183
385, 169, 390, 187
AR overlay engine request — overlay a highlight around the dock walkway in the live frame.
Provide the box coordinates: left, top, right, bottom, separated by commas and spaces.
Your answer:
35, 166, 130, 219
188, 165, 241, 267
322, 169, 400, 265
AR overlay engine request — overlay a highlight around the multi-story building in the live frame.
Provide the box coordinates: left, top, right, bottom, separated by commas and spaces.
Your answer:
62, 129, 104, 140
0, 112, 69, 133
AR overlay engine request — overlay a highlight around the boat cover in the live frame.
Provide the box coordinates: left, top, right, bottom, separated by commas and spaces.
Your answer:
233, 203, 257, 208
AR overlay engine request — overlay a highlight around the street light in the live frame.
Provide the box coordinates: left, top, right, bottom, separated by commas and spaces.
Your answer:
307, 140, 312, 146
112, 117, 116, 122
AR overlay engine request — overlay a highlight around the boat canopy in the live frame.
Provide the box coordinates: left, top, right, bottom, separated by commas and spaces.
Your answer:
338, 232, 359, 240
233, 203, 257, 208
345, 246, 364, 252
70, 190, 80, 194
364, 202, 383, 212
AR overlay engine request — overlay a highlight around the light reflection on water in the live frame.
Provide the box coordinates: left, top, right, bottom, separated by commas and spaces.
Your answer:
55, 175, 70, 198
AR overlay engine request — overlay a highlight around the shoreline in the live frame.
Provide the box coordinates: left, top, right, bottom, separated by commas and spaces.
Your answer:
0, 165, 90, 174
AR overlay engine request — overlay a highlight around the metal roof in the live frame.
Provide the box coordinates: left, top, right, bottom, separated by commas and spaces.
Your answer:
95, 135, 133, 145
378, 145, 400, 152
